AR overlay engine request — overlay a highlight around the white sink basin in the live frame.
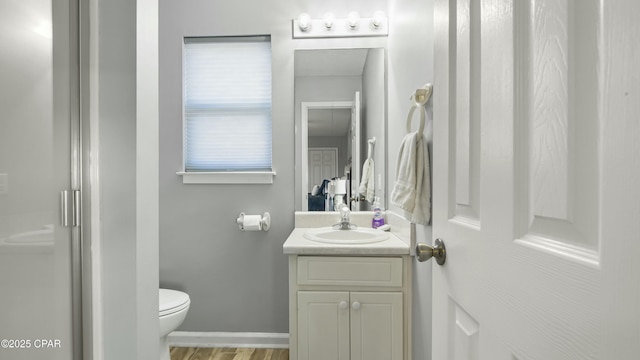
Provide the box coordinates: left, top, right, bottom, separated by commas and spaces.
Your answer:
303, 227, 389, 244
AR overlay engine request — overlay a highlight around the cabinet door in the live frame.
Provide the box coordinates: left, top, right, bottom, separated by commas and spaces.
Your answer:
350, 292, 403, 360
298, 291, 350, 360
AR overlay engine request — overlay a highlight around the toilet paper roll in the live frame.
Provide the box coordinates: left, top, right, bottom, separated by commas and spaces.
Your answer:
241, 215, 262, 231
333, 179, 347, 194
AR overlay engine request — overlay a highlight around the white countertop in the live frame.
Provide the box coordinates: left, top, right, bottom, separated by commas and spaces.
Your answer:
283, 227, 410, 255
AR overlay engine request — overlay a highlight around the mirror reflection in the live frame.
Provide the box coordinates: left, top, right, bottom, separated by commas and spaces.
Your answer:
294, 48, 386, 212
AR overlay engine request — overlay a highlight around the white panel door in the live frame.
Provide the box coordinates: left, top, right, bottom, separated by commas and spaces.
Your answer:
350, 292, 403, 360
298, 291, 350, 360
431, 0, 640, 359
308, 148, 338, 192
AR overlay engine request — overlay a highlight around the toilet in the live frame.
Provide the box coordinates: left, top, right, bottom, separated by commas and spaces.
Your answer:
159, 289, 190, 360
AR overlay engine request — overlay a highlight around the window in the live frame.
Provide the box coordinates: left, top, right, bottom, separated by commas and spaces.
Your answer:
179, 36, 274, 184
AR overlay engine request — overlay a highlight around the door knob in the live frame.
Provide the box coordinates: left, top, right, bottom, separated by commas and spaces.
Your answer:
352, 301, 361, 310
416, 238, 446, 265
339, 301, 348, 310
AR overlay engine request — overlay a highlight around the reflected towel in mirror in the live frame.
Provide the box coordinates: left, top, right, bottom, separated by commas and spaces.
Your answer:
358, 158, 375, 203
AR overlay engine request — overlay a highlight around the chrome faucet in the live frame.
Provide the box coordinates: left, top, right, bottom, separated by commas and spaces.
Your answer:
334, 203, 355, 230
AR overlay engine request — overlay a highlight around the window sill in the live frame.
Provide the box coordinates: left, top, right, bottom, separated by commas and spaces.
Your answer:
176, 171, 276, 184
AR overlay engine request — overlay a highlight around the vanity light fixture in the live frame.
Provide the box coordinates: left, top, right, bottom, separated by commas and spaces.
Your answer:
292, 11, 388, 38
297, 13, 312, 31
322, 13, 335, 30
371, 11, 386, 29
347, 11, 360, 29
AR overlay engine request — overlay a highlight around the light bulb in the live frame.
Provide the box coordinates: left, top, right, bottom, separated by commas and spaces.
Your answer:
298, 13, 311, 31
323, 12, 335, 30
347, 11, 360, 29
371, 11, 386, 28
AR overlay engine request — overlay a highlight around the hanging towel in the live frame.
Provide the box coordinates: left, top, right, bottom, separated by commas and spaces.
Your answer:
358, 158, 375, 203
391, 131, 431, 225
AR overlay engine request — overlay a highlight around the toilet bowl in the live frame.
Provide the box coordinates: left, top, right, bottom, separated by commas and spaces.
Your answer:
159, 289, 190, 360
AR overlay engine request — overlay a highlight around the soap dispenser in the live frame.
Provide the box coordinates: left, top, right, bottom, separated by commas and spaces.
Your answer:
372, 197, 385, 229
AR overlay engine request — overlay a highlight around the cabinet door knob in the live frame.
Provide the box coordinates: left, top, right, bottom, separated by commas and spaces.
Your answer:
352, 301, 361, 310
339, 301, 348, 310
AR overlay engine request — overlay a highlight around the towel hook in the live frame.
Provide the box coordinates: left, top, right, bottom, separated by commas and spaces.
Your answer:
406, 83, 433, 134
411, 83, 433, 106
367, 137, 376, 159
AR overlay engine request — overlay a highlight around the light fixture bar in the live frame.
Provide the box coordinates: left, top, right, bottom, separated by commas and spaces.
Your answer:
292, 13, 388, 39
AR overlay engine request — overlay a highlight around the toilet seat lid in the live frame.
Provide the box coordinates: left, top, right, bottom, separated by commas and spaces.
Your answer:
159, 289, 190, 316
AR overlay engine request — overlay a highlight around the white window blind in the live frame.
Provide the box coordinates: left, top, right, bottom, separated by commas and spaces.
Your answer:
183, 36, 272, 172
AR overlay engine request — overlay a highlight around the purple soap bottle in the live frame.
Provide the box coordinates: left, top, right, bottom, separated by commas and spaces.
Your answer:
372, 197, 385, 228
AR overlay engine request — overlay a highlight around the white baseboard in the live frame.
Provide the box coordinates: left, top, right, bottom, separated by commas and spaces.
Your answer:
168, 331, 290, 349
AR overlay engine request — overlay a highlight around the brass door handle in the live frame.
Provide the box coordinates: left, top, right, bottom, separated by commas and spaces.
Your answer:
416, 238, 446, 265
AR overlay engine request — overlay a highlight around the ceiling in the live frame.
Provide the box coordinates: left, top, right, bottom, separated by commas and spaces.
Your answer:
308, 108, 351, 137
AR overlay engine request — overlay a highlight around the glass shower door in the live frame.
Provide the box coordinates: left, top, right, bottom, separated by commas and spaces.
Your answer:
0, 0, 78, 359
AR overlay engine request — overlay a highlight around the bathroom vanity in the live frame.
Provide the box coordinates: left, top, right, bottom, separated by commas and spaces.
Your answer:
284, 212, 412, 360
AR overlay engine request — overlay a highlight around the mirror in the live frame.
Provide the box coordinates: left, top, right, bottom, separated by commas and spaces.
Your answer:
294, 48, 386, 212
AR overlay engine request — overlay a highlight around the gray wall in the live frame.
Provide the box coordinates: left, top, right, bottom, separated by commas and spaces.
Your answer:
157, 0, 433, 354
159, 0, 297, 333
387, 0, 434, 359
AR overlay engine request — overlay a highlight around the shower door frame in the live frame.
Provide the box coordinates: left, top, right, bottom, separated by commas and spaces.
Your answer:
70, 0, 90, 358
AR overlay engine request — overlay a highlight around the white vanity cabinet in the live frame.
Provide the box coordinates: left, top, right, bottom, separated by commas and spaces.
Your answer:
297, 291, 403, 360
289, 255, 411, 360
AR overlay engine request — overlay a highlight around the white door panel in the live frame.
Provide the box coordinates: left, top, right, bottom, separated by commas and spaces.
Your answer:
432, 0, 640, 359
308, 148, 337, 193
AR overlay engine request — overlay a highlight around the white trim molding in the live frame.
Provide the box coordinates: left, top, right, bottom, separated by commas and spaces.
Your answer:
168, 331, 289, 349
177, 171, 276, 184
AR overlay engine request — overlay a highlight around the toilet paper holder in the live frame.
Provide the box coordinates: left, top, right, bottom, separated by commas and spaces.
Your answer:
236, 212, 271, 232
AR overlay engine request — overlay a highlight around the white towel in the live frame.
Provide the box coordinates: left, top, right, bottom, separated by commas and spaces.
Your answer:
358, 158, 375, 203
391, 132, 431, 225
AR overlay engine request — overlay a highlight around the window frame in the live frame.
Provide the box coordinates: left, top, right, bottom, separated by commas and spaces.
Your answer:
177, 35, 276, 184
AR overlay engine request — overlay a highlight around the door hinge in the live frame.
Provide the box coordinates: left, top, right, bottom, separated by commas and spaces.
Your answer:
72, 189, 81, 227
60, 190, 81, 227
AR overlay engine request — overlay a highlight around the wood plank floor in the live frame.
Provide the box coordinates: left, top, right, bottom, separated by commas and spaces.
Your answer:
170, 347, 289, 360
